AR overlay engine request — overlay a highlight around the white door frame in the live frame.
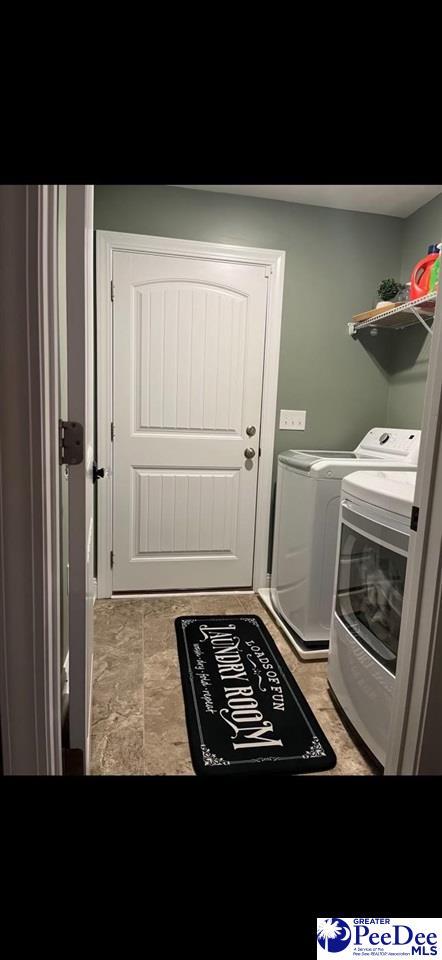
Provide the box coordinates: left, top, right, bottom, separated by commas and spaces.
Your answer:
0, 185, 62, 774
385, 283, 442, 775
96, 230, 285, 598
65, 185, 95, 773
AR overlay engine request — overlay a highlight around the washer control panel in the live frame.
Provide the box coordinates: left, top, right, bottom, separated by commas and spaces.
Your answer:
357, 428, 421, 463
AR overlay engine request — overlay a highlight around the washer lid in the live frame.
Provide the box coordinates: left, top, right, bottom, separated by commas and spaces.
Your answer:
341, 470, 417, 517
278, 450, 357, 471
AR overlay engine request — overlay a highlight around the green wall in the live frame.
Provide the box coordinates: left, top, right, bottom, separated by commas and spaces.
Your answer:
95, 185, 402, 467
386, 193, 442, 427
96, 185, 407, 570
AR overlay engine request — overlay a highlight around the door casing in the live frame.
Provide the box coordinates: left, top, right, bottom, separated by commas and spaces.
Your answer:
96, 231, 285, 598
385, 278, 442, 775
0, 185, 62, 774
65, 185, 95, 772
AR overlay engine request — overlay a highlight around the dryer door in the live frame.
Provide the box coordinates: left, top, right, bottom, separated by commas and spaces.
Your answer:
335, 503, 410, 676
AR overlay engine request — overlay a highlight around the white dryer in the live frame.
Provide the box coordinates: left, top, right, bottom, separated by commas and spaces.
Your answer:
328, 470, 416, 766
269, 428, 420, 659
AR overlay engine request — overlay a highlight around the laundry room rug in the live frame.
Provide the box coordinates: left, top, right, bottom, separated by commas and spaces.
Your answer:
175, 615, 336, 775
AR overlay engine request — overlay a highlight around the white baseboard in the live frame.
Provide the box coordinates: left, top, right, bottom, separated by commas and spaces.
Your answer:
257, 588, 329, 662
110, 589, 255, 599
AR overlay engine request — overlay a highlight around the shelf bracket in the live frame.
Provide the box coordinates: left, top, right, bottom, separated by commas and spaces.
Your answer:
408, 305, 433, 336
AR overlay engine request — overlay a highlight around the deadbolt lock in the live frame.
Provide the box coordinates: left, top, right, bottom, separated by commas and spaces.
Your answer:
246, 425, 256, 437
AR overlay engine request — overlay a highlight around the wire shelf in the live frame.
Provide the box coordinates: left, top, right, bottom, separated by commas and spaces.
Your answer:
348, 293, 437, 337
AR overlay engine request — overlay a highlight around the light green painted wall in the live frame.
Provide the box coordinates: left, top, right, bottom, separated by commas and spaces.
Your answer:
400, 193, 442, 278
94, 185, 408, 571
386, 193, 442, 427
95, 185, 402, 464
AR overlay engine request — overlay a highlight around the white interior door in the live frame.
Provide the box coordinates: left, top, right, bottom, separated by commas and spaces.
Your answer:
66, 185, 95, 771
112, 251, 269, 591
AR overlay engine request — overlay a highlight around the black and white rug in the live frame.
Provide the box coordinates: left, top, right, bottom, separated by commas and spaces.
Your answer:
175, 615, 336, 775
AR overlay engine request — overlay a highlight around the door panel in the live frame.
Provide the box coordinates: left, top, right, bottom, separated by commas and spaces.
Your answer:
133, 285, 247, 433
133, 469, 239, 555
113, 252, 268, 591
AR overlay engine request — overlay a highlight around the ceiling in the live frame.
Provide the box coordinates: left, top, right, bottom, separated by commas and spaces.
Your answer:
172, 185, 442, 218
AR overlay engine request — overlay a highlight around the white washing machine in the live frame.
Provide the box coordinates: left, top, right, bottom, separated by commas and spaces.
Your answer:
328, 470, 416, 766
268, 428, 420, 660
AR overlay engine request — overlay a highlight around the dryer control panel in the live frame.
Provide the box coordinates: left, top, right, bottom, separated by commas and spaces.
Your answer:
356, 428, 421, 463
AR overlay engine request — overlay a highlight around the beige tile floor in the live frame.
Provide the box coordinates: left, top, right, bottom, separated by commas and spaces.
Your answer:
90, 593, 380, 776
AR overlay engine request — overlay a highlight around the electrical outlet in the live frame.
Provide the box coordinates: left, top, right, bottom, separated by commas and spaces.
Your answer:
279, 409, 306, 430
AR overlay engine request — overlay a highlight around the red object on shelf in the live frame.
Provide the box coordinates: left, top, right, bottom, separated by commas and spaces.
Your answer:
410, 249, 439, 300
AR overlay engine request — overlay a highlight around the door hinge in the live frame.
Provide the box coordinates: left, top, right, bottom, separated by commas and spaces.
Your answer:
110, 550, 114, 568
264, 265, 272, 278
59, 420, 84, 465
411, 505, 419, 532
111, 421, 115, 442
111, 280, 115, 301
